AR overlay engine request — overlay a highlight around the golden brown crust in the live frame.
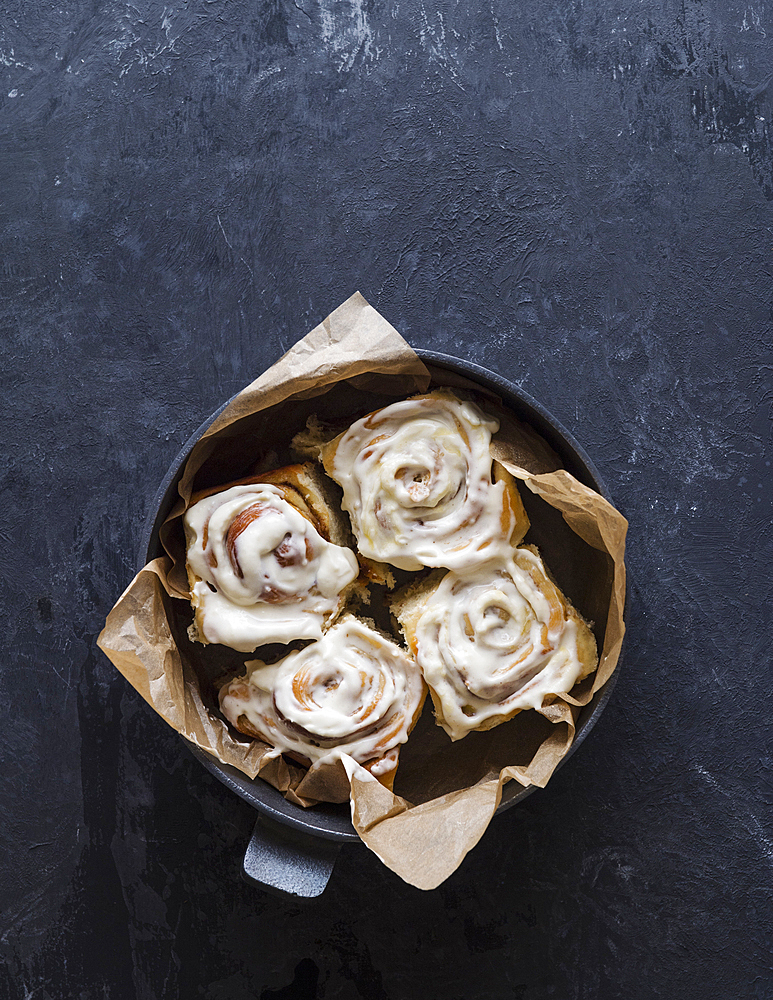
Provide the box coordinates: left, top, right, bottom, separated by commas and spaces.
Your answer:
389, 569, 447, 656
492, 460, 530, 548
291, 414, 343, 462
188, 464, 329, 538
516, 543, 598, 682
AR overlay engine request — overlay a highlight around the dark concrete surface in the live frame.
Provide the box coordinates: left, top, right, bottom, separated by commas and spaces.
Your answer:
1, 0, 771, 997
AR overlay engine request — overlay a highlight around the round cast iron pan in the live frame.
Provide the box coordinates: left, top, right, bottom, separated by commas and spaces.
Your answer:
141, 350, 622, 896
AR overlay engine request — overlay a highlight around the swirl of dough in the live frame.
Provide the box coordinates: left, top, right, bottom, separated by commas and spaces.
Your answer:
184, 483, 359, 652
321, 391, 528, 571
219, 617, 426, 782
394, 547, 598, 740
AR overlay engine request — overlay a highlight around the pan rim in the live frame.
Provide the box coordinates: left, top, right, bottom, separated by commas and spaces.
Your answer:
139, 348, 623, 844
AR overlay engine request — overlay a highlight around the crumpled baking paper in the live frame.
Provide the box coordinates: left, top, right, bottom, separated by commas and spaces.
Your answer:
98, 292, 627, 890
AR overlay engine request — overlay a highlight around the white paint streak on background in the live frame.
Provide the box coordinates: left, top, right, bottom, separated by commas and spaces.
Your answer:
318, 0, 378, 72
109, 4, 189, 78
695, 765, 773, 867
0, 48, 33, 70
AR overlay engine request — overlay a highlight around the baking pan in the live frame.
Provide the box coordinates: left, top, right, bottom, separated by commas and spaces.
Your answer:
140, 350, 621, 897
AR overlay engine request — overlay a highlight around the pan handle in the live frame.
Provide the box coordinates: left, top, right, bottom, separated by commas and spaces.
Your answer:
242, 814, 341, 897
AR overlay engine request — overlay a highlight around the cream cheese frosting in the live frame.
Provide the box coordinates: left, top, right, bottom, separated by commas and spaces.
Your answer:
401, 547, 597, 740
219, 616, 426, 769
184, 484, 359, 652
322, 391, 521, 572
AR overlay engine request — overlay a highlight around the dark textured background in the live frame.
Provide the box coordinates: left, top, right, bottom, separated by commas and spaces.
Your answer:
2, 0, 772, 997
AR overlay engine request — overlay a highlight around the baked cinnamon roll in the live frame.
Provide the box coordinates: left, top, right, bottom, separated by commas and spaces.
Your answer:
391, 546, 598, 740
184, 465, 359, 652
219, 616, 426, 786
320, 390, 529, 572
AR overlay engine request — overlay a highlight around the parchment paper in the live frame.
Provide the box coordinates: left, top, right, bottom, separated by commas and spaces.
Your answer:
98, 291, 627, 890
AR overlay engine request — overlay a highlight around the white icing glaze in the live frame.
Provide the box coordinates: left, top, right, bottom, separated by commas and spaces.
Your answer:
184, 484, 359, 652
219, 616, 425, 768
409, 548, 593, 740
326, 393, 515, 571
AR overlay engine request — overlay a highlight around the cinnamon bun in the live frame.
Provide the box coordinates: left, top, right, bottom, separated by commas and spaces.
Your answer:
391, 545, 598, 740
184, 464, 359, 652
320, 389, 530, 572
219, 616, 426, 787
